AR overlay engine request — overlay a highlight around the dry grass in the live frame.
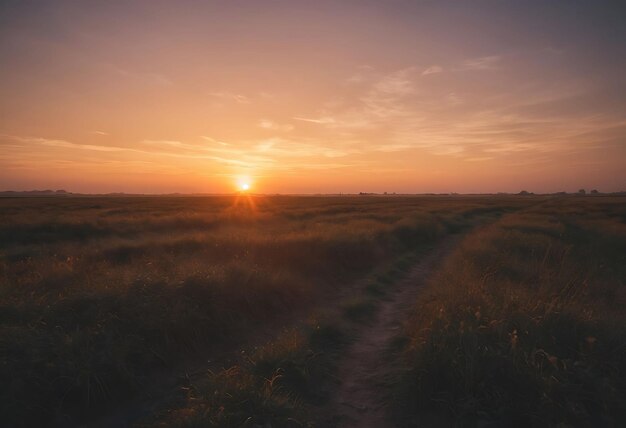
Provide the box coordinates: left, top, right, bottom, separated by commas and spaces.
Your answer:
0, 195, 530, 426
395, 196, 626, 426
154, 322, 346, 428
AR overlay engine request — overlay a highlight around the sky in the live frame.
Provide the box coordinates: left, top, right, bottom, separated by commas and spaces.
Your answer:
1, 0, 625, 194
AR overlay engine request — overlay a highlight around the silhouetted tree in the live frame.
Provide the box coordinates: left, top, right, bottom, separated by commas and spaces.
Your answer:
578, 189, 586, 195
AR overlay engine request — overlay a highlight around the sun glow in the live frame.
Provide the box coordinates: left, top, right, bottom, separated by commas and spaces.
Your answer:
232, 178, 256, 211
237, 178, 251, 192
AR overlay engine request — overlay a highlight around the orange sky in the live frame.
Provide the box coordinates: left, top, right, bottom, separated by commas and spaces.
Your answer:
1, 1, 625, 194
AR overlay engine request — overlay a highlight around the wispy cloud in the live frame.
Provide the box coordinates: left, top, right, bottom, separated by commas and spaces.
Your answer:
16, 136, 133, 153
194, 136, 359, 171
346, 73, 368, 84
422, 65, 443, 76
295, 67, 421, 132
464, 156, 494, 162
293, 116, 337, 125
200, 136, 230, 146
91, 130, 109, 136
462, 55, 501, 70
258, 119, 294, 132
372, 67, 417, 96
280, 61, 624, 166
110, 65, 172, 85
209, 92, 251, 104
373, 144, 414, 153
8, 136, 242, 171
345, 65, 376, 84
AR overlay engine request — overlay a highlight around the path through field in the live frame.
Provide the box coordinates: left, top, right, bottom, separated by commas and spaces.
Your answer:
91, 235, 461, 428
328, 236, 460, 427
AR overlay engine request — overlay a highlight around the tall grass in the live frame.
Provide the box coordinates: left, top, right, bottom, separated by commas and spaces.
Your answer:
0, 195, 529, 426
395, 197, 626, 426
154, 322, 346, 428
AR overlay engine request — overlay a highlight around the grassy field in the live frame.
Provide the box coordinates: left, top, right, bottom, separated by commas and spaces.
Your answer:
1, 194, 623, 427
394, 196, 626, 426
0, 195, 528, 426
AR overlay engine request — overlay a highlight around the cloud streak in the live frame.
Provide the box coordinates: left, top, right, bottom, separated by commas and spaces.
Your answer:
422, 65, 443, 76
258, 119, 294, 132
209, 92, 251, 104
462, 55, 501, 71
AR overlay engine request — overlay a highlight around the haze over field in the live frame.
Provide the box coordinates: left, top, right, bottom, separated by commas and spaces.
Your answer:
1, 0, 625, 193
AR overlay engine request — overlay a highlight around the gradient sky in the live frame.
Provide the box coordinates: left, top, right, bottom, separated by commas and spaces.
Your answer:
1, 0, 625, 194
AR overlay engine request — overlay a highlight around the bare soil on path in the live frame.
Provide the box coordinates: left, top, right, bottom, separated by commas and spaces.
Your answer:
327, 235, 461, 428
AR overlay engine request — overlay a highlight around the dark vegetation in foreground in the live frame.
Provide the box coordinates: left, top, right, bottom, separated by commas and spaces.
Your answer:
395, 197, 626, 426
0, 195, 528, 426
150, 249, 424, 428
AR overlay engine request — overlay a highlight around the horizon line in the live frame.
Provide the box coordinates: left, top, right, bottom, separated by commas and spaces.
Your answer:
1, 189, 623, 197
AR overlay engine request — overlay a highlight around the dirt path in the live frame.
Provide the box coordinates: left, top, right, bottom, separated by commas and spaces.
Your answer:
328, 235, 460, 428
89, 236, 460, 428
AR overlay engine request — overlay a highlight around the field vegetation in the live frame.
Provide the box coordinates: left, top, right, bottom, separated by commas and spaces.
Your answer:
4, 195, 622, 427
395, 196, 626, 426
0, 195, 529, 426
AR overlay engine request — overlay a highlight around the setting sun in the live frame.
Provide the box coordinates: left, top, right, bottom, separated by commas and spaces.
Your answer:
240, 183, 250, 192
